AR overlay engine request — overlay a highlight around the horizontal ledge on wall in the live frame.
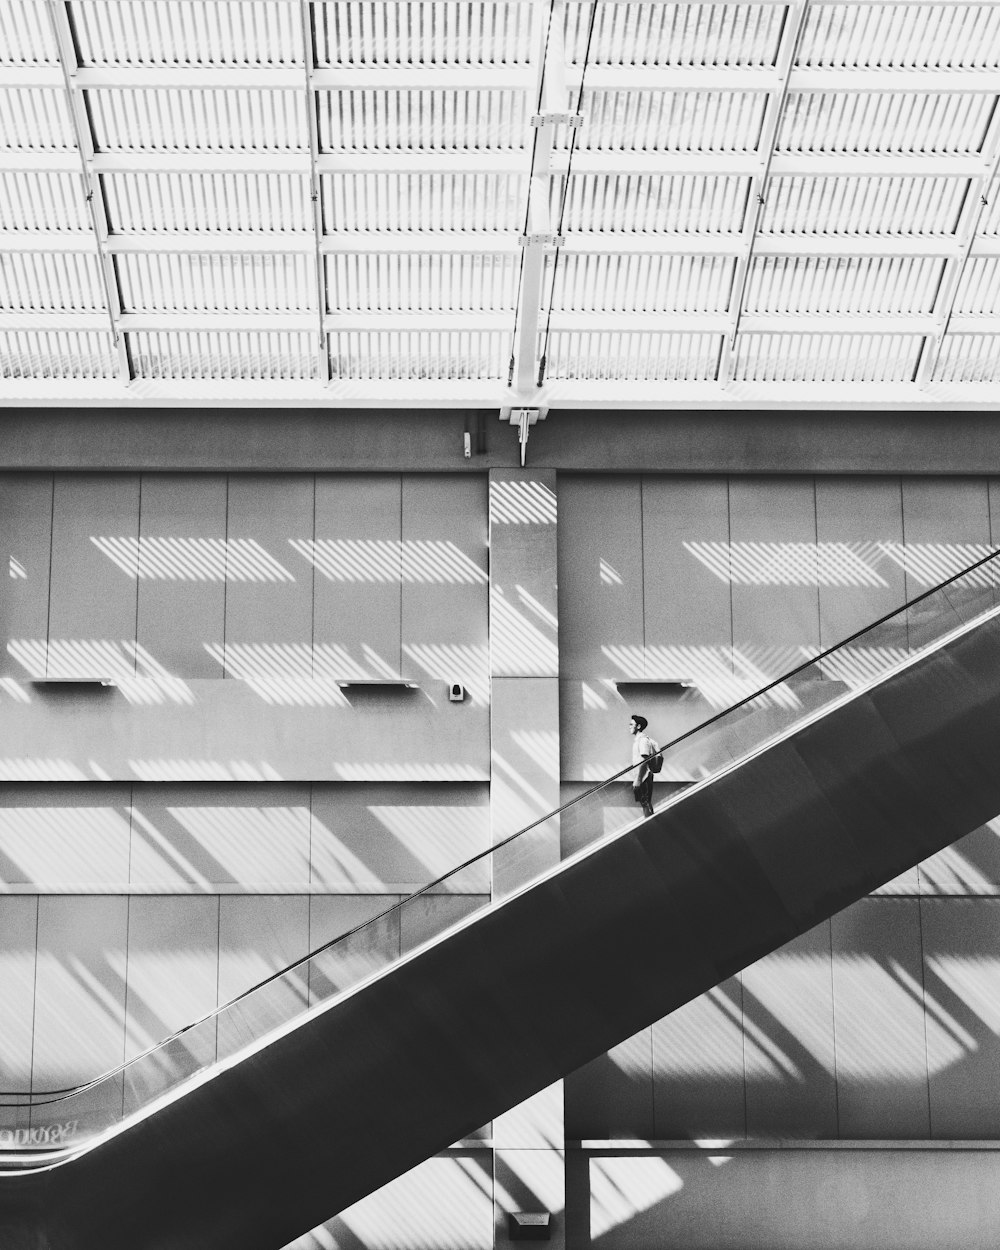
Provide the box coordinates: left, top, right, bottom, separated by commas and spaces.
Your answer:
570, 1140, 1000, 1152
30, 678, 117, 688
614, 678, 695, 690
335, 679, 419, 689
0, 884, 488, 896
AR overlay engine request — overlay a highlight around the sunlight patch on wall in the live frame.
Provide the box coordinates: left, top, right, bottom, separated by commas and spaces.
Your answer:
590, 1156, 683, 1238
742, 951, 837, 1077
163, 806, 311, 886
8, 557, 26, 579
309, 813, 393, 892
0, 679, 30, 704
33, 954, 126, 1082
490, 587, 558, 675
0, 806, 130, 888
489, 479, 557, 525
683, 540, 892, 587
816, 644, 910, 688
368, 806, 490, 890
332, 1155, 494, 1250
290, 538, 487, 584
920, 826, 1000, 893
205, 641, 378, 701
129, 760, 284, 781
91, 536, 295, 582
653, 986, 746, 1077
599, 559, 623, 585
117, 949, 219, 1056
510, 729, 560, 777
926, 955, 1000, 1035
833, 955, 972, 1078
603, 643, 804, 711
878, 541, 1000, 589
0, 759, 88, 780
0, 951, 35, 1078
6, 639, 193, 704
332, 763, 484, 781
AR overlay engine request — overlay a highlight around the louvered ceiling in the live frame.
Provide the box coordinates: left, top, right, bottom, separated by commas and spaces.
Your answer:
1, 0, 999, 407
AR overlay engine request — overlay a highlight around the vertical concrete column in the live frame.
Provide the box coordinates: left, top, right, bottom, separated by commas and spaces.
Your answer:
488, 468, 565, 1250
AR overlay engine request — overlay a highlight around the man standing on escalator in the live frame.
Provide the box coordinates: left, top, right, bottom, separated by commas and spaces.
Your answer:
628, 713, 658, 819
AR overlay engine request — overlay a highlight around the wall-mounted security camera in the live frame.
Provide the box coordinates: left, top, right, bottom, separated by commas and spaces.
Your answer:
448, 682, 466, 702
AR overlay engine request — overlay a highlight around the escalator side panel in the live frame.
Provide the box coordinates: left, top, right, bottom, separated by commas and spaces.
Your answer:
5, 617, 1000, 1249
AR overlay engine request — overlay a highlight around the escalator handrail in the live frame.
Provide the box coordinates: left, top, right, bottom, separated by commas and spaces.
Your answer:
3, 542, 999, 1110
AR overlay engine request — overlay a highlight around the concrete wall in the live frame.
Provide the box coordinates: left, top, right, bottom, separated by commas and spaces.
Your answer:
4, 465, 1000, 1248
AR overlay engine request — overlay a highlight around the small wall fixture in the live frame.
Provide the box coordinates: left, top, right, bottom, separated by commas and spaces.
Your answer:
448, 682, 466, 702
508, 1213, 551, 1241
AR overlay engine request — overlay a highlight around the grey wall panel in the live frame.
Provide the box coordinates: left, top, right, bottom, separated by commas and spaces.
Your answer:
129, 784, 311, 891
122, 896, 220, 1112
489, 469, 558, 679
635, 476, 734, 756
0, 896, 37, 1086
565, 1031, 655, 1140
0, 784, 131, 890
900, 477, 992, 616
48, 474, 140, 676
312, 474, 402, 680
308, 894, 402, 1004
0, 474, 52, 680
399, 475, 489, 708
652, 978, 747, 1139
642, 476, 732, 651
742, 922, 838, 1139
216, 895, 311, 1060
831, 899, 930, 1138
135, 474, 227, 679
814, 477, 905, 648
729, 478, 820, 682
921, 898, 1000, 1138
223, 475, 315, 679
310, 783, 490, 894
558, 477, 644, 681
32, 895, 128, 1131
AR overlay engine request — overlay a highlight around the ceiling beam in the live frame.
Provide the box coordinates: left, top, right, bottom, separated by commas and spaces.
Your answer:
507, 0, 571, 396
44, 0, 131, 384
11, 63, 1000, 95
11, 231, 1000, 261
8, 149, 995, 180
10, 312, 993, 338
916, 113, 1000, 387
300, 0, 329, 384
719, 0, 813, 384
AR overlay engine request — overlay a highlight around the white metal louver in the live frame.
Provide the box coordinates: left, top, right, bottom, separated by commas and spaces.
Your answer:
1, 0, 999, 405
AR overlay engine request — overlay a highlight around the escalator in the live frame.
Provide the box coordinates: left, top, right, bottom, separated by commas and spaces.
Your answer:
4, 553, 1000, 1249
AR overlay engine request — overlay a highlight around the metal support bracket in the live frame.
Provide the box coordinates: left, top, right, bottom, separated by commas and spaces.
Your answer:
531, 113, 583, 129
499, 407, 548, 468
